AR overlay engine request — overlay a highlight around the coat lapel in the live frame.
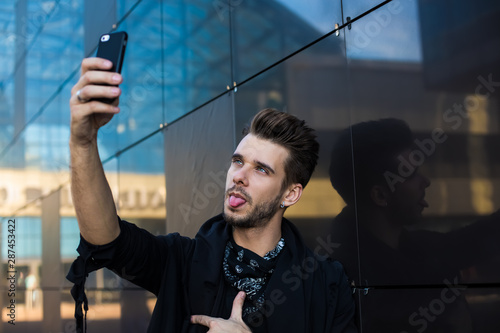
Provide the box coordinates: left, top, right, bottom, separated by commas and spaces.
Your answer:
264, 219, 308, 332
188, 215, 230, 316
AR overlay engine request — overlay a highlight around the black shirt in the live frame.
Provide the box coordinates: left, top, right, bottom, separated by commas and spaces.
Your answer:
67, 214, 358, 332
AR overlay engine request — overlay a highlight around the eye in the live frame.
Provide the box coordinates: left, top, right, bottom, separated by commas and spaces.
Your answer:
232, 158, 243, 166
256, 166, 268, 174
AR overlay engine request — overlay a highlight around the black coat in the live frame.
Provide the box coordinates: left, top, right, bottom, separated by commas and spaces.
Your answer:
67, 214, 357, 332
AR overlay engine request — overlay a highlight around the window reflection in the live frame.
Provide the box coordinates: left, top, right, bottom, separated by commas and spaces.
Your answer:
340, 0, 500, 331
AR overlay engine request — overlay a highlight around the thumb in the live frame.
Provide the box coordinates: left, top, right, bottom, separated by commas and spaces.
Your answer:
229, 291, 246, 320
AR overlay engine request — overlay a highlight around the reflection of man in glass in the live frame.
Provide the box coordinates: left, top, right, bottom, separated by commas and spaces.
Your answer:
66, 58, 357, 333
329, 118, 500, 333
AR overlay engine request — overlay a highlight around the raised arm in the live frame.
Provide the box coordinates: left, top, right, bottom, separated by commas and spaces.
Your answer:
69, 57, 123, 245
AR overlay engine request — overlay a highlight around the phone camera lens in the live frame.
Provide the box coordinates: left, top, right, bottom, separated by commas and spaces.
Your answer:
101, 35, 110, 42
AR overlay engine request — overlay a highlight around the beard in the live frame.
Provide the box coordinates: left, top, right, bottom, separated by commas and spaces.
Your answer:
223, 186, 283, 229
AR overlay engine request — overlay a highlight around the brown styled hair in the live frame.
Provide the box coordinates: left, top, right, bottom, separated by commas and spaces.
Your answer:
245, 108, 319, 189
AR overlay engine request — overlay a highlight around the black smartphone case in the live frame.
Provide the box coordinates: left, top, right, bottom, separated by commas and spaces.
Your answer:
95, 31, 127, 103
96, 31, 128, 73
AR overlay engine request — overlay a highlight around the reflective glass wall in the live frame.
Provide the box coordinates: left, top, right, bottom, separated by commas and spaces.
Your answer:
339, 1, 500, 332
1, 0, 499, 332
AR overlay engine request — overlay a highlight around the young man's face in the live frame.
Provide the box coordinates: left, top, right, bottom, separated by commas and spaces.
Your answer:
223, 134, 289, 228
388, 149, 431, 225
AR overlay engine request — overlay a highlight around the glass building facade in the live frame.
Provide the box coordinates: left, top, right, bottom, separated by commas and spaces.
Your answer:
1, 0, 500, 332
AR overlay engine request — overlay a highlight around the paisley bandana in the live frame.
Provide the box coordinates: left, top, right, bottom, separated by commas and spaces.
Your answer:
223, 237, 285, 320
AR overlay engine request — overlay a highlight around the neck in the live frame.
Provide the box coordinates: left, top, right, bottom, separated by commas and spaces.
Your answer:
359, 208, 402, 250
232, 215, 283, 257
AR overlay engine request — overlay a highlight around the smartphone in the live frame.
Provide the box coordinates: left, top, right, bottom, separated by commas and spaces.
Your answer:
97, 31, 127, 73
95, 31, 128, 103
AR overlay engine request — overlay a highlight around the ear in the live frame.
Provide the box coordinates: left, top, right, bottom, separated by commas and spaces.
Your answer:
282, 183, 303, 208
370, 185, 390, 207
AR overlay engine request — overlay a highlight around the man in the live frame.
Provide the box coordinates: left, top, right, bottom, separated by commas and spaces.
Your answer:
67, 57, 356, 333
328, 118, 500, 333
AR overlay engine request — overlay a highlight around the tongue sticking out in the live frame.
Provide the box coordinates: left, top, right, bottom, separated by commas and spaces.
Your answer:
229, 195, 246, 208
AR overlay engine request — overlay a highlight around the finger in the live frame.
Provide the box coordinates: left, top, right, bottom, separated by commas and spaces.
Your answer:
191, 314, 213, 327
72, 71, 122, 96
229, 291, 246, 320
84, 70, 122, 85
71, 100, 120, 117
81, 57, 113, 74
71, 85, 121, 105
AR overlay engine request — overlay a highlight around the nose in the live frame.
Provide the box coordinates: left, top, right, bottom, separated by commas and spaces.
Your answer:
232, 166, 249, 186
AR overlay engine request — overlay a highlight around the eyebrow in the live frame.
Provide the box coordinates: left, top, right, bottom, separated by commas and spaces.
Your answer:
232, 153, 276, 175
